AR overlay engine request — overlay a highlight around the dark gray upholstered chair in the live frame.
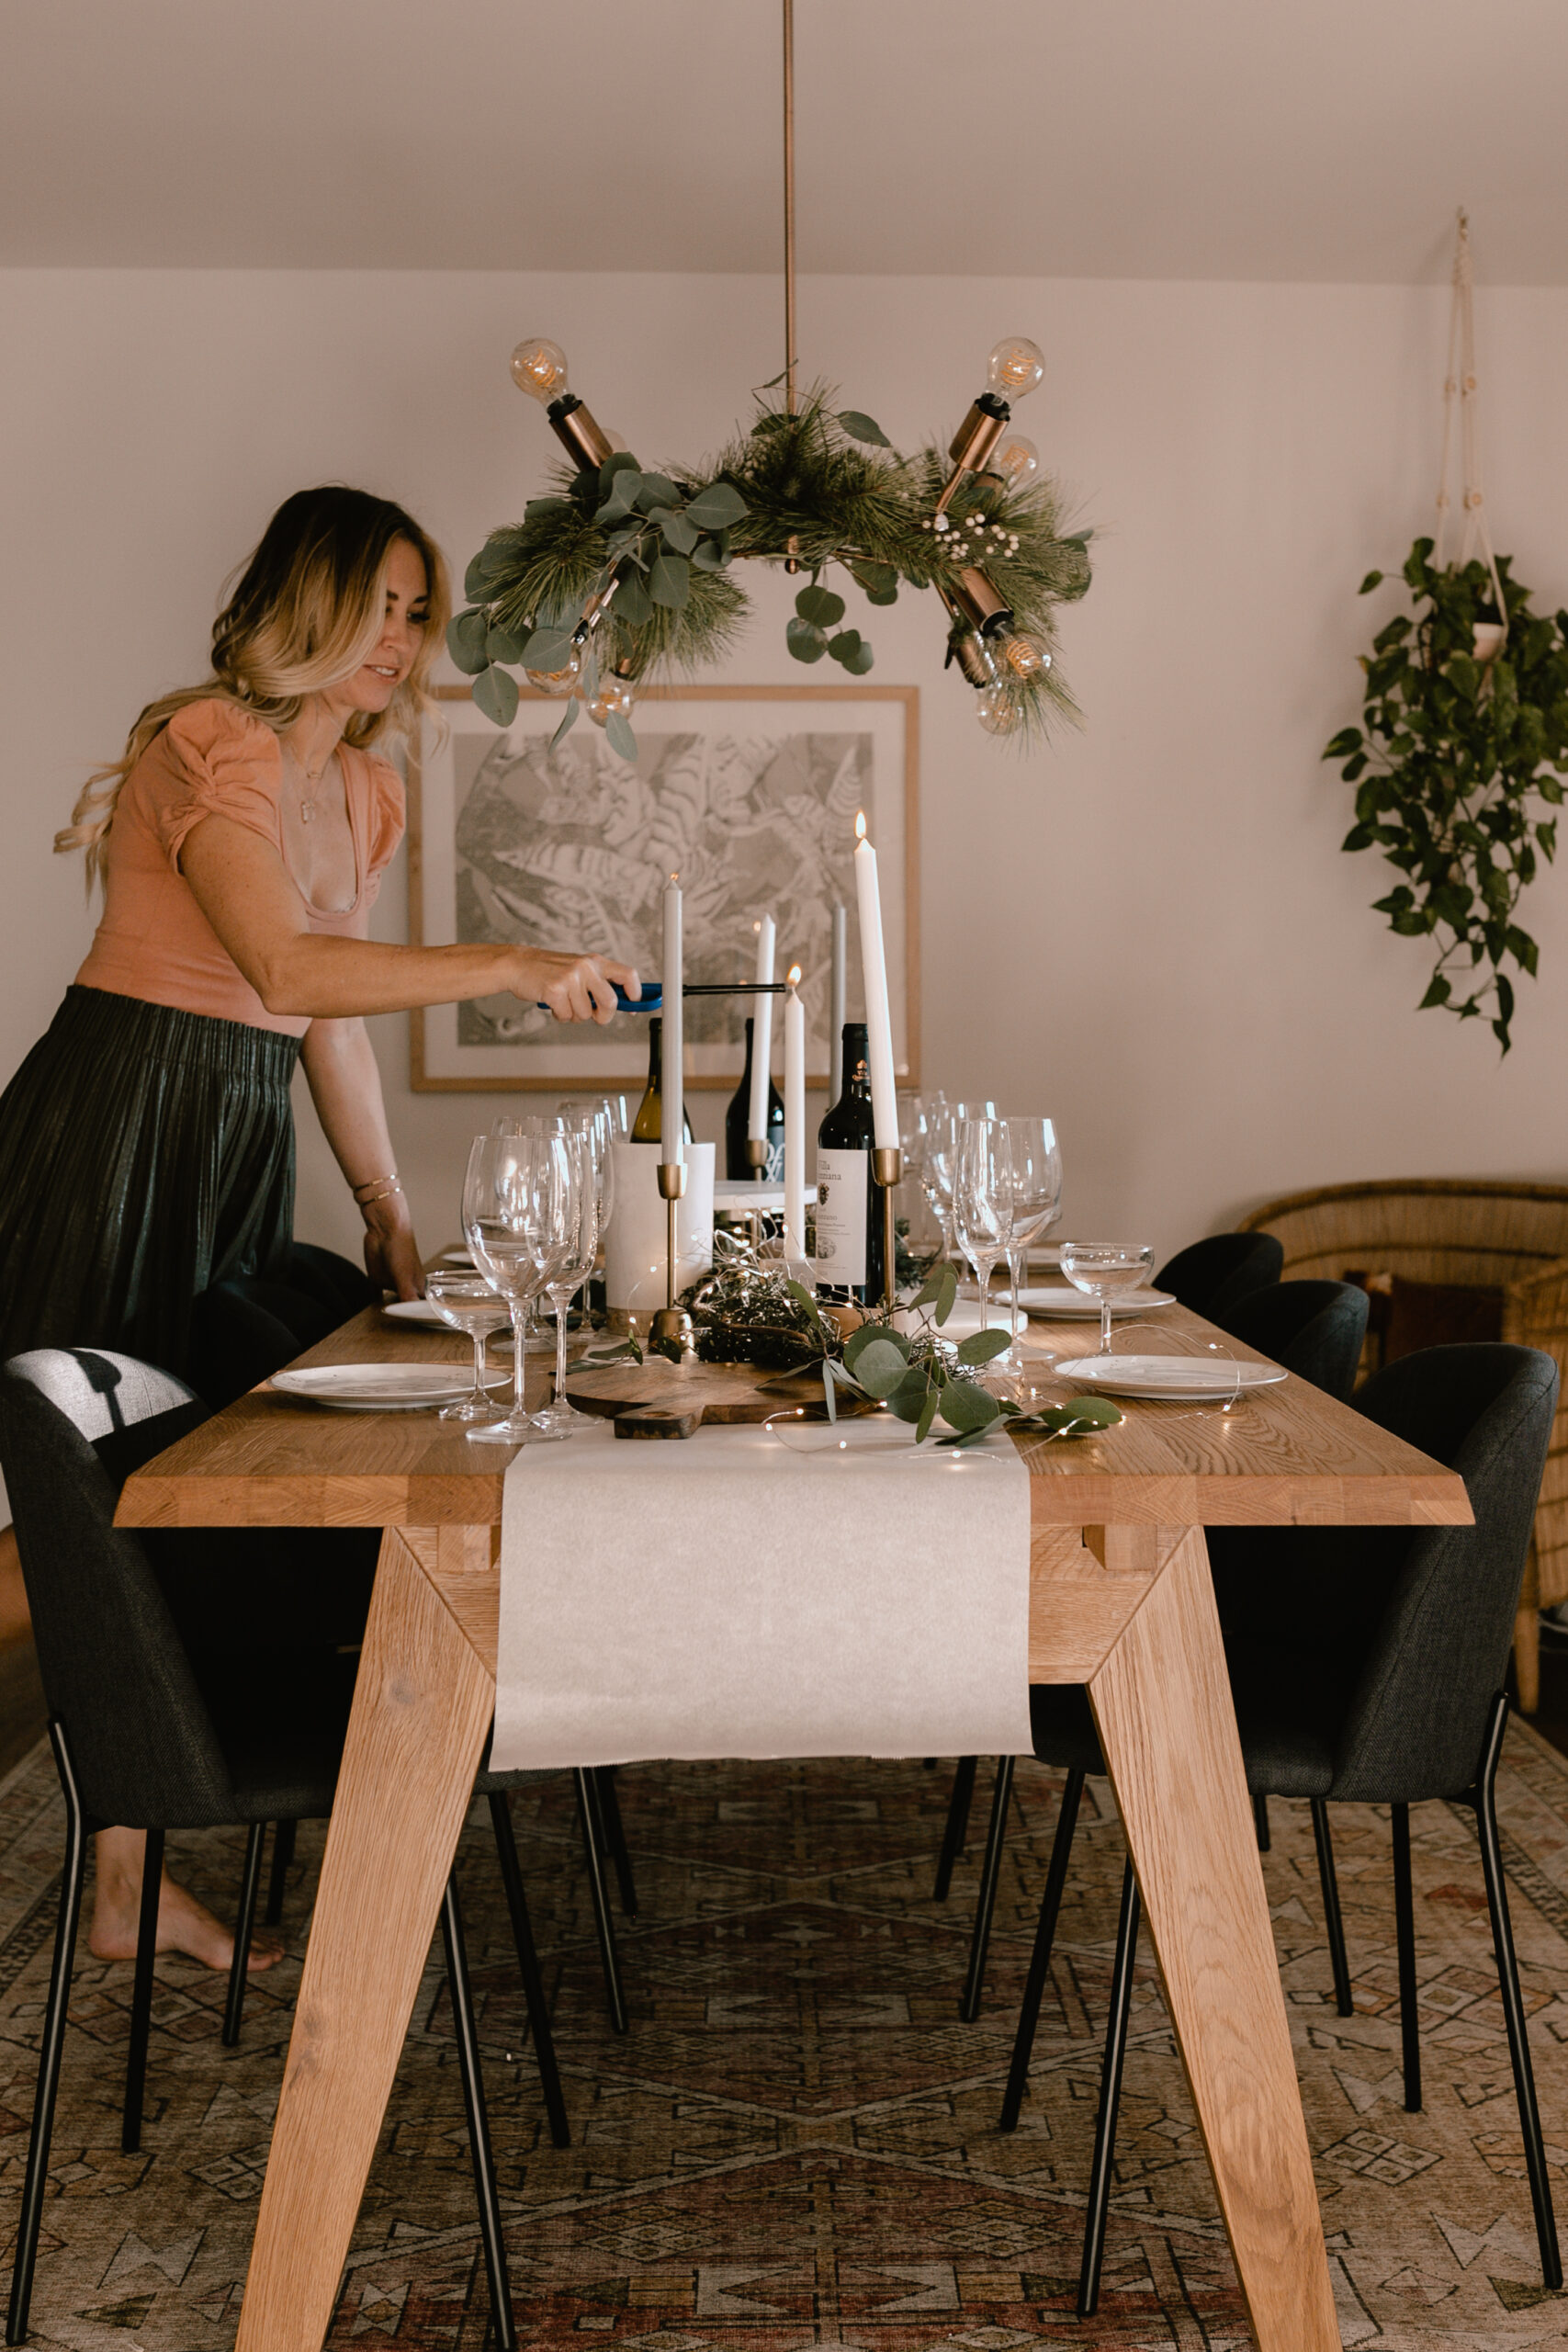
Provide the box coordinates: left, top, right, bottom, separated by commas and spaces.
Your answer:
1218, 1278, 1369, 1404
999, 1344, 1561, 2317
1154, 1229, 1283, 1319
0, 1348, 565, 2352
937, 1273, 1370, 2008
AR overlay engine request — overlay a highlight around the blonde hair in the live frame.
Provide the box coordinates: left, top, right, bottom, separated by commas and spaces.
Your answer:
58, 486, 451, 890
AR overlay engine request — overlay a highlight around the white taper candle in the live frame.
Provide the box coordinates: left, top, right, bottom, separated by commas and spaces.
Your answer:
852, 814, 898, 1151
829, 901, 847, 1105
747, 914, 775, 1144
784, 970, 806, 1263
661, 873, 683, 1168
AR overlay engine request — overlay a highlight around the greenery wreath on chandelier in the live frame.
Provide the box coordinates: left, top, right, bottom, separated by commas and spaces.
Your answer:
447, 358, 1092, 764
1324, 539, 1568, 1055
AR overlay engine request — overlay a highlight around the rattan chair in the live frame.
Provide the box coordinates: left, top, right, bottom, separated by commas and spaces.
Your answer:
1241, 1181, 1568, 1711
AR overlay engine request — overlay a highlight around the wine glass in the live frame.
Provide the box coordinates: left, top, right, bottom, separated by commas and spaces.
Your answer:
1059, 1241, 1156, 1357
533, 1128, 600, 1438
425, 1265, 509, 1422
559, 1103, 615, 1328
462, 1130, 570, 1445
999, 1118, 1063, 1340
953, 1118, 1015, 1340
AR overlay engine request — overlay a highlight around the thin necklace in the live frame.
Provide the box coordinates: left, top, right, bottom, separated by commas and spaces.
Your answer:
283, 733, 336, 824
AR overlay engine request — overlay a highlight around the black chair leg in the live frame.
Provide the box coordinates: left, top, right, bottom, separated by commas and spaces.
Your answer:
574, 1769, 627, 2035
1473, 1691, 1562, 2288
1310, 1799, 1355, 2018
6, 1722, 88, 2347
932, 1757, 977, 1900
595, 1768, 637, 1918
264, 1817, 296, 1927
221, 1822, 266, 2049
487, 1794, 570, 2148
1078, 1859, 1141, 2320
121, 1826, 164, 2154
999, 1768, 1085, 2131
1253, 1792, 1271, 1852
1391, 1802, 1422, 2112
960, 1756, 1015, 2021
439, 1876, 517, 2352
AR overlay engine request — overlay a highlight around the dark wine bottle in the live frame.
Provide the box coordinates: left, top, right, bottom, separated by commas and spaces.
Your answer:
630, 1016, 694, 1146
814, 1021, 886, 1305
725, 1016, 786, 1181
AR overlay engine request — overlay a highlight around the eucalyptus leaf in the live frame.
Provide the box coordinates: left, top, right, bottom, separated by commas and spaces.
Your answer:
549, 697, 580, 752
822, 1364, 837, 1424
446, 609, 491, 675
955, 1327, 1012, 1366
599, 451, 640, 485
604, 709, 639, 762
886, 1367, 934, 1422
524, 495, 572, 524
472, 662, 520, 727
520, 627, 576, 673
691, 535, 729, 571
786, 616, 829, 664
651, 506, 698, 556
839, 638, 875, 674
684, 481, 749, 532
635, 472, 682, 513
940, 1379, 1001, 1434
852, 1339, 915, 1399
795, 584, 846, 629
614, 570, 652, 626
786, 1278, 829, 1329
933, 1266, 958, 1326
594, 472, 643, 525
844, 1321, 908, 1372
486, 619, 527, 664
580, 1333, 643, 1367
915, 1386, 941, 1443
649, 553, 690, 610
837, 409, 892, 448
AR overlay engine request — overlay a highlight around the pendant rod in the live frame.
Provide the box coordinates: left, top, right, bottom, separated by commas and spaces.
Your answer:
783, 0, 796, 417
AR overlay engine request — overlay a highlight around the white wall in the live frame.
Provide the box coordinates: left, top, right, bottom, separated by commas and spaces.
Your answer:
4, 266, 1567, 1274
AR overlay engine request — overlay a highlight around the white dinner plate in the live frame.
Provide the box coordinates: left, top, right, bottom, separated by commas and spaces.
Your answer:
1065, 1353, 1286, 1401
382, 1298, 447, 1324
439, 1249, 477, 1267
270, 1363, 506, 1412
1002, 1286, 1175, 1319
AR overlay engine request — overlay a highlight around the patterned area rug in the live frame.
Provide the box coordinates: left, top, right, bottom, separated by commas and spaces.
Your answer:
6, 1724, 1568, 2348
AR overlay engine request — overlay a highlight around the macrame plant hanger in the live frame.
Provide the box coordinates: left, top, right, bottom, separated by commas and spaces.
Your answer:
1434, 208, 1508, 654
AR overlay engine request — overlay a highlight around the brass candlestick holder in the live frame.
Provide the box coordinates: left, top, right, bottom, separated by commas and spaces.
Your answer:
649, 1159, 696, 1359
873, 1145, 903, 1312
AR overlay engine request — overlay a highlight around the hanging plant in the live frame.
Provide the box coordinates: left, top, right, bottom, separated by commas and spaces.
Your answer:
448, 383, 1091, 762
1324, 539, 1568, 1053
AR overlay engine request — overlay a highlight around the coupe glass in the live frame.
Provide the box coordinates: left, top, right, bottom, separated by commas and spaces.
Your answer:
999, 1118, 1063, 1340
1059, 1240, 1156, 1356
953, 1118, 1015, 1341
533, 1128, 599, 1438
462, 1130, 571, 1444
425, 1265, 509, 1422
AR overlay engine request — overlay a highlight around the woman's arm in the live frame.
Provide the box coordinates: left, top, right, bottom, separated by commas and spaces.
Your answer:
299, 1017, 424, 1299
180, 814, 639, 1023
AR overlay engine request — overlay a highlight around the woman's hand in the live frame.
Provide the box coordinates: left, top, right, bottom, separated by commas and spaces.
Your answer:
515, 950, 641, 1025
363, 1195, 424, 1300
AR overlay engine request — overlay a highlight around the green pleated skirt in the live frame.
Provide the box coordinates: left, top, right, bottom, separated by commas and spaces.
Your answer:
0, 985, 299, 1379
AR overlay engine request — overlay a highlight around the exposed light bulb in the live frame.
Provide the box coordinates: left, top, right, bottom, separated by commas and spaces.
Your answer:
525, 648, 582, 696
586, 680, 636, 728
990, 434, 1039, 490
510, 338, 570, 404
987, 337, 1045, 403
976, 684, 1022, 737
998, 631, 1052, 683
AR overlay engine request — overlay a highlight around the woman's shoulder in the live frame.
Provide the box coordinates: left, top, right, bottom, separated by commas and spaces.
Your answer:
160, 696, 280, 779
139, 697, 283, 865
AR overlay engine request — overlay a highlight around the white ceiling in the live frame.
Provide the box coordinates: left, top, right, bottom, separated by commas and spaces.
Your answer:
6, 0, 1567, 283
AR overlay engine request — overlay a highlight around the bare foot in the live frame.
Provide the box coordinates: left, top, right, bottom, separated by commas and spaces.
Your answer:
89, 1826, 286, 1971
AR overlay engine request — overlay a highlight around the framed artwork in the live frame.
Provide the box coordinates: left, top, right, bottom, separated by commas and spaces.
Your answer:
408, 683, 919, 1093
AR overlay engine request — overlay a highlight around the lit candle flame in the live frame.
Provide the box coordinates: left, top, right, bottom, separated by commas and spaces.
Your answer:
752, 918, 761, 933
854, 810, 867, 842
786, 963, 802, 988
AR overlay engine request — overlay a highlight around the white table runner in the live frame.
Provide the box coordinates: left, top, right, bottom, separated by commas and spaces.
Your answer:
492, 1416, 1034, 1771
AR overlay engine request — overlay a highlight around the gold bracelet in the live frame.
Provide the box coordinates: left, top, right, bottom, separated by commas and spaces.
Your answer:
354, 1176, 403, 1207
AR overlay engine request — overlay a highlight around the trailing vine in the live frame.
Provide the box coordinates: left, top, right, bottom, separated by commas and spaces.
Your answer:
1325, 538, 1568, 1052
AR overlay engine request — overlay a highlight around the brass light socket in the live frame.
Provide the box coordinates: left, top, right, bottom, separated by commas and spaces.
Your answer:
946, 400, 1009, 474
948, 567, 1014, 639
547, 394, 615, 473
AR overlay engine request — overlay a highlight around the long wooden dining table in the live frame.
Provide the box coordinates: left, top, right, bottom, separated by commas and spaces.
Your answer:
114, 1295, 1472, 2352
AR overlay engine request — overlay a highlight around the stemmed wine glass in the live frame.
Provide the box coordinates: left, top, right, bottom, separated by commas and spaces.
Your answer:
462, 1130, 575, 1444
1059, 1241, 1156, 1358
533, 1127, 600, 1438
999, 1118, 1063, 1341
425, 1263, 509, 1422
953, 1118, 1015, 1340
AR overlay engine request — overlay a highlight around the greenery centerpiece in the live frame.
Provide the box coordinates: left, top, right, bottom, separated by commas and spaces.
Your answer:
1325, 538, 1568, 1053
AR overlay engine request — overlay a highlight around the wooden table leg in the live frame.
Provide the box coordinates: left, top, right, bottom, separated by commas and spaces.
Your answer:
235, 1525, 497, 2352
1087, 1525, 1340, 2352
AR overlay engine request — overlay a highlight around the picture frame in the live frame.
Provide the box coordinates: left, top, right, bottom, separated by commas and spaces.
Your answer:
408, 682, 919, 1093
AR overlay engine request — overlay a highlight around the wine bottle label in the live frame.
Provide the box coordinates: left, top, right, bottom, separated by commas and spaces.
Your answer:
815, 1148, 868, 1285
764, 1132, 784, 1182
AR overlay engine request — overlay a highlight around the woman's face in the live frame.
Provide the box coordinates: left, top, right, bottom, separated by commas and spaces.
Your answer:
325, 538, 431, 718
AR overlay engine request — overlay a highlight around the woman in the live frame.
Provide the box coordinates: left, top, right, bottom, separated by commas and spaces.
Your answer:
0, 485, 637, 1970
